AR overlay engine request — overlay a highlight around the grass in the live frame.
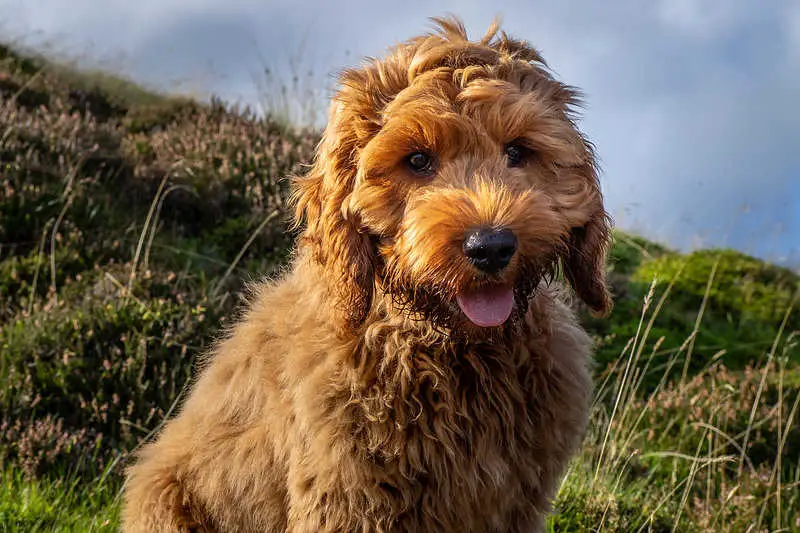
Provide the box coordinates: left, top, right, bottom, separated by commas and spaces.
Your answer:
0, 467, 119, 532
1, 43, 798, 532
547, 281, 800, 532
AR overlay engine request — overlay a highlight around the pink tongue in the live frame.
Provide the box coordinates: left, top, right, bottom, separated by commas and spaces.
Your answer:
456, 285, 515, 327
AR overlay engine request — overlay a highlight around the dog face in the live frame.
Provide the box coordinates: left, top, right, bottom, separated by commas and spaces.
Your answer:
294, 18, 611, 333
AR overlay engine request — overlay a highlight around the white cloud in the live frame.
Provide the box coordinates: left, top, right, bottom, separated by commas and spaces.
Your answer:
788, 4, 800, 63
656, 0, 753, 37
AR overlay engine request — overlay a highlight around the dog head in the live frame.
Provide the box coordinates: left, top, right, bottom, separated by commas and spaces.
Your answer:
293, 17, 612, 333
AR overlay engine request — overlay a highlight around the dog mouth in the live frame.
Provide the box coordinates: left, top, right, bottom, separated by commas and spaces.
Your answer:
382, 253, 551, 331
455, 283, 515, 327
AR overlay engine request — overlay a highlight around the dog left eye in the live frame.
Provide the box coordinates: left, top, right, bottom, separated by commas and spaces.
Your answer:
407, 152, 434, 175
505, 143, 530, 168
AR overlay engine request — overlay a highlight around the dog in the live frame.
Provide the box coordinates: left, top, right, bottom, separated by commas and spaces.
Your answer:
122, 16, 611, 532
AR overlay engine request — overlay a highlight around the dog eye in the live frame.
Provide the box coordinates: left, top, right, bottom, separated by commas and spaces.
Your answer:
504, 143, 530, 168
407, 152, 433, 175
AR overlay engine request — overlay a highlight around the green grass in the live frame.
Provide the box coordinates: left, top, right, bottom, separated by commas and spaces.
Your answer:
1, 42, 798, 532
0, 467, 119, 532
548, 278, 800, 532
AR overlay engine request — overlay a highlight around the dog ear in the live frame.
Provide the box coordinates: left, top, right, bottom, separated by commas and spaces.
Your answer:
563, 205, 613, 316
292, 99, 378, 332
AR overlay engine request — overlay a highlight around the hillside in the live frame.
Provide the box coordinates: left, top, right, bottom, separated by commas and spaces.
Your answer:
1, 45, 798, 532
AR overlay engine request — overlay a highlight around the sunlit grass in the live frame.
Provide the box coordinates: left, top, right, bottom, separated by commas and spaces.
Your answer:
0, 466, 119, 532
550, 270, 800, 532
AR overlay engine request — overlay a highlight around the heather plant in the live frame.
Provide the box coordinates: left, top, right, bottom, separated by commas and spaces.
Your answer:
1, 44, 317, 484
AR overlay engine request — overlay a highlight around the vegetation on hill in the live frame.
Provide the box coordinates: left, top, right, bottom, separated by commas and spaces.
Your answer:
1, 44, 798, 532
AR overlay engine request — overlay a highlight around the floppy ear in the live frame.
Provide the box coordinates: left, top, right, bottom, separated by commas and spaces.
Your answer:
558, 141, 613, 316
292, 98, 379, 332
563, 202, 613, 316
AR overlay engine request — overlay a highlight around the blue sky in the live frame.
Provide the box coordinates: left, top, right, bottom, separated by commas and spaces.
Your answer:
2, 0, 798, 266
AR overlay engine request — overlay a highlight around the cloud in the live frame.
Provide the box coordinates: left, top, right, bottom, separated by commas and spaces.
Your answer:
788, 4, 800, 64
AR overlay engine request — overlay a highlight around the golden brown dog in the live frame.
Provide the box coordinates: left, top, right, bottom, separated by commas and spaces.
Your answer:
122, 17, 611, 532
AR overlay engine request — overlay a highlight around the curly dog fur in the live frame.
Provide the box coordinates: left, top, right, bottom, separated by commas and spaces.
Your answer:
122, 16, 612, 532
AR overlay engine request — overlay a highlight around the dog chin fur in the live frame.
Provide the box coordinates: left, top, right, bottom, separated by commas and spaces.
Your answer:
122, 15, 611, 533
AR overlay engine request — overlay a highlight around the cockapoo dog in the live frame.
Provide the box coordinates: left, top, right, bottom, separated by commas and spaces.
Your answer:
122, 16, 611, 532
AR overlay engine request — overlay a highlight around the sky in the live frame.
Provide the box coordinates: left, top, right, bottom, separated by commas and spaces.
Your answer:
2, 0, 798, 267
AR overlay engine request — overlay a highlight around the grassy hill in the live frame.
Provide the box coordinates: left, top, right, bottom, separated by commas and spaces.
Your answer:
1, 45, 798, 532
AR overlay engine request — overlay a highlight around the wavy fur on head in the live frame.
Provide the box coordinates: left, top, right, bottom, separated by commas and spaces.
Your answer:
122, 16, 611, 533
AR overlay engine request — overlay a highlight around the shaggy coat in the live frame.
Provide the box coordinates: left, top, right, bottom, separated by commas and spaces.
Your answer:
122, 17, 611, 533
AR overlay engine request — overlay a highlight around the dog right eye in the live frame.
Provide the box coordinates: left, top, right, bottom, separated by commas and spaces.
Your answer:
407, 152, 433, 175
505, 143, 531, 168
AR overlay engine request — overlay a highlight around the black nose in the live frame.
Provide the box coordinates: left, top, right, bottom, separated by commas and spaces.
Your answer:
462, 227, 518, 274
